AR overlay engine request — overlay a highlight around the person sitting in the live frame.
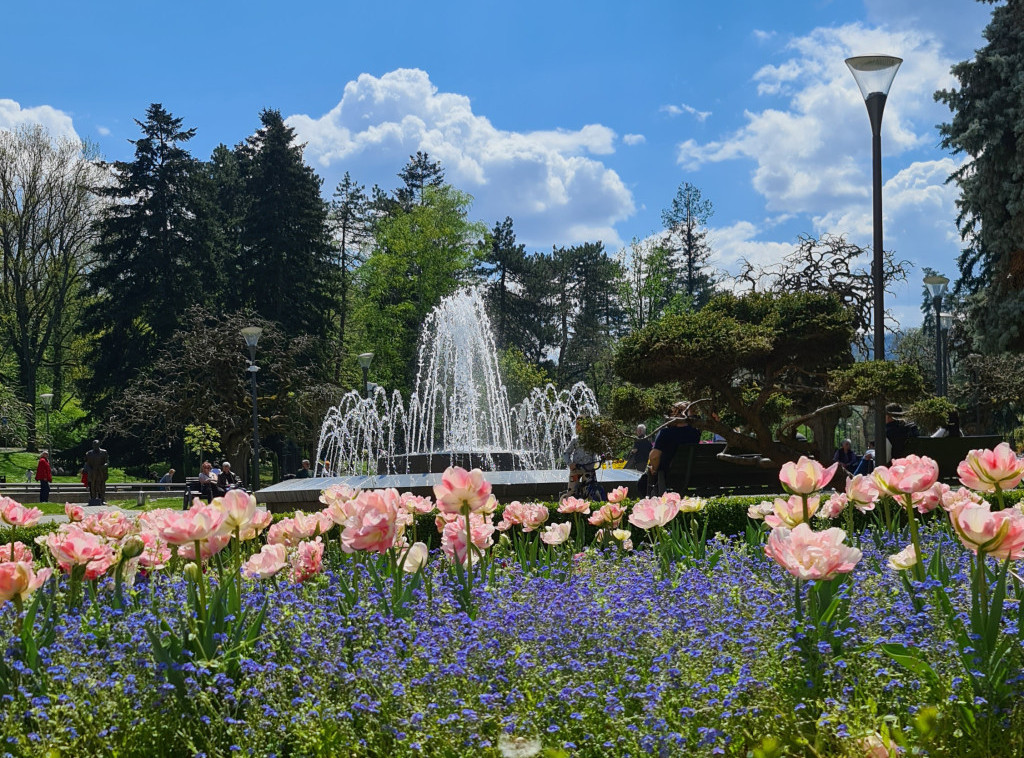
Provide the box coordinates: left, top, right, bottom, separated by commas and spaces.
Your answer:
931, 411, 963, 438
885, 403, 919, 463
158, 468, 175, 491
198, 460, 225, 502
646, 402, 701, 495
833, 439, 858, 474
219, 461, 239, 490
296, 459, 313, 478
624, 424, 653, 471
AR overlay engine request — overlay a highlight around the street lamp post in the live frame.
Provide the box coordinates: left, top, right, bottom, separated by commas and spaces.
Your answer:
40, 393, 53, 447
939, 312, 953, 396
240, 326, 263, 490
357, 352, 374, 398
846, 54, 902, 461
924, 274, 949, 396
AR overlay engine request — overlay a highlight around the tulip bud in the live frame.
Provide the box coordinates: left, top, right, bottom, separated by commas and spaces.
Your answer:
120, 536, 145, 560
184, 562, 203, 582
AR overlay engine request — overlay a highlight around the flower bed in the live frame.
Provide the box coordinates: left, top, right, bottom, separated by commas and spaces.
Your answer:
0, 448, 1023, 757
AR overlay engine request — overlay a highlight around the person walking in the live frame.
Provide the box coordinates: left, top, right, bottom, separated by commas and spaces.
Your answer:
35, 450, 53, 503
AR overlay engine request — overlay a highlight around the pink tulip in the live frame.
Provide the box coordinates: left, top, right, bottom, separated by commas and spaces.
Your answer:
399, 541, 429, 573
0, 541, 34, 563
137, 532, 172, 570
677, 496, 705, 513
628, 497, 680, 530
292, 510, 327, 539
82, 511, 132, 540
177, 533, 231, 561
291, 538, 324, 582
0, 562, 52, 605
242, 543, 288, 579
341, 490, 399, 554
400, 493, 434, 514
156, 503, 226, 546
911, 482, 948, 515
82, 548, 117, 580
873, 455, 940, 496
319, 483, 359, 508
211, 489, 257, 532
0, 498, 43, 528
764, 495, 820, 529
764, 523, 862, 581
540, 522, 571, 546
588, 503, 625, 528
45, 527, 110, 571
844, 474, 880, 513
497, 502, 549, 532
887, 544, 918, 571
557, 497, 591, 515
957, 442, 1024, 494
267, 517, 303, 547
64, 503, 85, 522
435, 511, 459, 532
433, 466, 492, 515
950, 500, 1024, 561
820, 493, 848, 520
441, 513, 495, 566
607, 486, 628, 504
239, 509, 273, 542
778, 456, 838, 495
941, 486, 984, 512
747, 501, 774, 520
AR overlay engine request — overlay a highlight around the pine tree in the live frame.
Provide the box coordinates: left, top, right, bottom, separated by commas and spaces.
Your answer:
479, 217, 547, 357
661, 181, 716, 307
328, 172, 371, 379
936, 0, 1024, 352
83, 104, 214, 411
395, 151, 445, 210
234, 109, 335, 339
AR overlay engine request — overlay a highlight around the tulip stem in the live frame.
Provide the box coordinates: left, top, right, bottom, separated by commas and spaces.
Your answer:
801, 494, 809, 526
902, 494, 925, 583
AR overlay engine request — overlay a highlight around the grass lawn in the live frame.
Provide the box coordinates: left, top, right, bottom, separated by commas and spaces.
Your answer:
0, 448, 146, 484
23, 497, 184, 516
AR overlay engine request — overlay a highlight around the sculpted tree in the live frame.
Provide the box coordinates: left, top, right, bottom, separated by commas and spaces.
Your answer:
614, 291, 857, 465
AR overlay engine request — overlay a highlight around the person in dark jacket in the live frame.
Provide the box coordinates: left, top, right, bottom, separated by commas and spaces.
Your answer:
885, 403, 919, 462
624, 424, 653, 471
832, 438, 858, 474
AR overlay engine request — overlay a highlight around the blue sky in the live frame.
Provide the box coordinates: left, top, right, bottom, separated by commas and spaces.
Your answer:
1, 0, 994, 329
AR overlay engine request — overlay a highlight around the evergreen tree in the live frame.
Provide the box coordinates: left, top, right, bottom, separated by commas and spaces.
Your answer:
395, 151, 445, 210
936, 0, 1024, 352
234, 109, 335, 339
328, 172, 371, 379
661, 181, 716, 307
561, 243, 623, 397
617, 237, 676, 332
84, 104, 213, 411
479, 217, 546, 358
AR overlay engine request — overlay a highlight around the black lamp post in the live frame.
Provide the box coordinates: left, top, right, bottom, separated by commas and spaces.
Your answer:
357, 352, 374, 398
924, 274, 949, 395
939, 311, 953, 396
241, 326, 263, 490
40, 393, 53, 448
846, 54, 902, 460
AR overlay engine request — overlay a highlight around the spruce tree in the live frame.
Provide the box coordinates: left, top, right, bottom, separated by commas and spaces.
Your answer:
235, 109, 335, 339
480, 217, 545, 357
84, 104, 213, 411
395, 151, 445, 210
661, 181, 716, 308
328, 172, 371, 378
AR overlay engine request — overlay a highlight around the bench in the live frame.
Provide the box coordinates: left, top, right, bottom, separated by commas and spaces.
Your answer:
903, 435, 1003, 480
663, 443, 779, 496
183, 477, 212, 509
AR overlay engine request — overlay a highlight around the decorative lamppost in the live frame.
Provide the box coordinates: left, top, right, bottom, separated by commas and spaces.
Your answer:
40, 393, 53, 447
939, 311, 954, 396
240, 326, 263, 490
924, 274, 949, 395
357, 352, 374, 398
846, 54, 902, 458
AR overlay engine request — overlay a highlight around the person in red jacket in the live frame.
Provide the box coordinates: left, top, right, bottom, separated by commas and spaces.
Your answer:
35, 450, 53, 503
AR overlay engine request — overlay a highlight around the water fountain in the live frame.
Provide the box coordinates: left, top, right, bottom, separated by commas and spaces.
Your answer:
257, 288, 640, 511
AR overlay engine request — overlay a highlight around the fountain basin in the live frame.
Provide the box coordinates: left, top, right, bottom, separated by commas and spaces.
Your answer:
378, 450, 536, 475
256, 468, 642, 514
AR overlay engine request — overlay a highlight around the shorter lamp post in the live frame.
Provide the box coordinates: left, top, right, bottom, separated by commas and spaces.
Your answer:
357, 352, 374, 398
240, 326, 263, 490
924, 274, 949, 396
939, 312, 953, 396
40, 393, 53, 447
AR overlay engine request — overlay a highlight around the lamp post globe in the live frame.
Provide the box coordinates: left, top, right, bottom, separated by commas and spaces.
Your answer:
846, 54, 902, 461
357, 352, 374, 398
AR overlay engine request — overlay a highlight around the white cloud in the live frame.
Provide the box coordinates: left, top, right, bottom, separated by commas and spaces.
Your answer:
96, 125, 111, 136
752, 29, 776, 42
287, 68, 634, 246
709, 220, 794, 277
623, 133, 645, 146
660, 103, 711, 122
0, 99, 78, 141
